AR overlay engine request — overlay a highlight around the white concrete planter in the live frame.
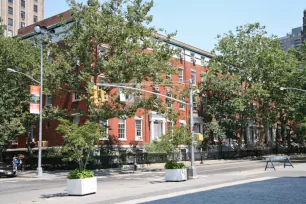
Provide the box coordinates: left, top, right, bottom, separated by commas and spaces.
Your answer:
165, 169, 187, 181
67, 177, 97, 196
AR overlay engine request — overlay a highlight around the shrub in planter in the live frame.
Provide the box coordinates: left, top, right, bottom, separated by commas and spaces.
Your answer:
57, 118, 106, 195
67, 169, 94, 179
164, 160, 187, 181
164, 160, 186, 169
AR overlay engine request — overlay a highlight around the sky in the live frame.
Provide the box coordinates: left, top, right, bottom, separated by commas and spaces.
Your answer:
45, 0, 305, 52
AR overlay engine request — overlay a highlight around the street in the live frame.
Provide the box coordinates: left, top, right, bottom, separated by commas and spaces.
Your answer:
1, 160, 305, 204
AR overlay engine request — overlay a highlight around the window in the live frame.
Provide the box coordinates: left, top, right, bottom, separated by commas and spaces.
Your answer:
166, 89, 172, 108
190, 52, 195, 64
45, 95, 52, 106
118, 119, 126, 139
34, 5, 38, 12
72, 116, 80, 125
34, 0, 38, 2
135, 119, 142, 140
191, 70, 196, 85
179, 94, 184, 109
20, 22, 25, 28
72, 93, 80, 102
167, 121, 173, 136
99, 120, 108, 139
193, 100, 197, 112
8, 18, 13, 26
21, 0, 25, 8
201, 56, 205, 66
119, 88, 126, 102
8, 7, 13, 15
21, 11, 25, 19
8, 0, 13, 4
7, 30, 13, 37
178, 68, 183, 83
34, 16, 38, 23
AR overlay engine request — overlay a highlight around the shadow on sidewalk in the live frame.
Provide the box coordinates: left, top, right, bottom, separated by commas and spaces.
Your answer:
40, 192, 68, 199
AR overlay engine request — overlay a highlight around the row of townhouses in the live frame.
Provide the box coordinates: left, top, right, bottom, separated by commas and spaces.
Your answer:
7, 10, 214, 152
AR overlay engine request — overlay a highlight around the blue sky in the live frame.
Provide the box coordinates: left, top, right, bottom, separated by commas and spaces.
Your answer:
45, 0, 305, 52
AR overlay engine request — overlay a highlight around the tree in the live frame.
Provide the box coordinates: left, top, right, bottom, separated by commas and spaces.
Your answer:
50, 0, 176, 122
0, 17, 5, 36
0, 35, 41, 157
0, 28, 68, 158
201, 23, 302, 145
145, 125, 192, 154
57, 118, 105, 170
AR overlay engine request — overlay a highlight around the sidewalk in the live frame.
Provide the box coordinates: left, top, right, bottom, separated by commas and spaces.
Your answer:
20, 161, 306, 204
16, 159, 247, 179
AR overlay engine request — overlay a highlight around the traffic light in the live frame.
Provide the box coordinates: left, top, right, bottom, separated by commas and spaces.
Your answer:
90, 85, 99, 106
99, 90, 107, 103
196, 133, 204, 142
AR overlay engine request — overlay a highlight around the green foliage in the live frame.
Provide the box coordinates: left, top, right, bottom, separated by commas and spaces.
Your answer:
198, 134, 209, 151
0, 17, 5, 37
145, 125, 191, 153
164, 160, 185, 169
51, 0, 176, 121
57, 118, 106, 170
0, 35, 41, 154
201, 23, 305, 144
67, 169, 94, 179
206, 121, 226, 142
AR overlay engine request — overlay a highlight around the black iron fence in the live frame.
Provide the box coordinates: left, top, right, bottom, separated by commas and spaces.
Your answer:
3, 147, 306, 170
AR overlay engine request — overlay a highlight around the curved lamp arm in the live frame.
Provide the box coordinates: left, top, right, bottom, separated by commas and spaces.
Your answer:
7, 68, 40, 84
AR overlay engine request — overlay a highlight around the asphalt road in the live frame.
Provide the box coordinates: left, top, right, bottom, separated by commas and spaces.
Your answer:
142, 176, 306, 204
0, 160, 303, 204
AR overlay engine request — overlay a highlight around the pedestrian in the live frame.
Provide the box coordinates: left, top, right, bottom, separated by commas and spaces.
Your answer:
18, 157, 23, 171
12, 156, 17, 172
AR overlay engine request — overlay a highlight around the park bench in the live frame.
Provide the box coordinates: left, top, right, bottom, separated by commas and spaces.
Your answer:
264, 156, 294, 171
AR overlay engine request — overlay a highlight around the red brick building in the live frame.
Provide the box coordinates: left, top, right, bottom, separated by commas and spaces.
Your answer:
9, 10, 213, 151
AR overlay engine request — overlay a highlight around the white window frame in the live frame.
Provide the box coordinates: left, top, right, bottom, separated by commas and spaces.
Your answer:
167, 121, 173, 136
179, 120, 186, 127
99, 120, 108, 140
118, 118, 126, 140
8, 18, 13, 26
179, 94, 185, 109
72, 115, 80, 125
193, 100, 197, 112
7, 30, 13, 37
45, 95, 52, 106
191, 70, 196, 85
178, 68, 184, 83
201, 56, 205, 66
135, 118, 143, 141
166, 89, 172, 108
119, 88, 127, 102
190, 52, 195, 64
72, 92, 80, 102
34, 5, 38, 13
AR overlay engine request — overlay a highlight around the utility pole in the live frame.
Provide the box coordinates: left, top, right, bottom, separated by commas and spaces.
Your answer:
188, 79, 198, 179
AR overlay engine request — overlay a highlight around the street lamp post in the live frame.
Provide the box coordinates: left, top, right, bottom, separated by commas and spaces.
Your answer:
188, 79, 198, 179
7, 68, 40, 84
34, 25, 54, 177
280, 87, 306, 93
